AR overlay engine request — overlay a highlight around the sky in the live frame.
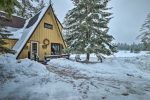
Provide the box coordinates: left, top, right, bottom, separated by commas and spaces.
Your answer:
51, 0, 150, 44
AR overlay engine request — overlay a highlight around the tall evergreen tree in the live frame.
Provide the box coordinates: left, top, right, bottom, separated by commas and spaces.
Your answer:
139, 13, 150, 51
64, 0, 116, 62
0, 0, 18, 54
15, 0, 45, 19
0, 0, 18, 15
35, 0, 45, 13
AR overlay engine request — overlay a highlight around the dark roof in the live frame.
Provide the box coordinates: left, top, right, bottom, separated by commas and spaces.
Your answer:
0, 12, 26, 28
25, 8, 63, 29
26, 12, 41, 28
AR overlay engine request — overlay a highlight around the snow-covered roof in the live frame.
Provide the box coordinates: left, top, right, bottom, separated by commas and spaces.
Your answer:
4, 27, 23, 39
0, 11, 27, 39
13, 5, 51, 58
0, 11, 26, 29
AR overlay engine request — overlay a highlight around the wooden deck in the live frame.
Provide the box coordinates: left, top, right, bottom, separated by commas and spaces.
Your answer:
44, 54, 70, 61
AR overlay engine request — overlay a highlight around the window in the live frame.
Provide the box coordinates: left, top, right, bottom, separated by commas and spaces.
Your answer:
44, 23, 53, 29
51, 43, 61, 55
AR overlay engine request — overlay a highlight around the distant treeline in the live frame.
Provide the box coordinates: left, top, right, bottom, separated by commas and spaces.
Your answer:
115, 43, 150, 52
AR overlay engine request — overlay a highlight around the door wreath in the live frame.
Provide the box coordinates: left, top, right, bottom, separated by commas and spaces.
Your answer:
43, 39, 50, 45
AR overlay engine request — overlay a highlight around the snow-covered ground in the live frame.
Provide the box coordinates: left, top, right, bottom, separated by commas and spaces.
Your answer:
0, 51, 150, 100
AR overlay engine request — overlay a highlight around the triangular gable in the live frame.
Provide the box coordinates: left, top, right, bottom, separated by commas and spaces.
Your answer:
51, 6, 67, 48
13, 4, 66, 58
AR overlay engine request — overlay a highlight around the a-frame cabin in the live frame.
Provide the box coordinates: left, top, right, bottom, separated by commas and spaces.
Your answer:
1, 4, 66, 61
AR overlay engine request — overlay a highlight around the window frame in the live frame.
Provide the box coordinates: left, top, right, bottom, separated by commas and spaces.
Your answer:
44, 23, 53, 29
30, 41, 39, 58
51, 43, 62, 55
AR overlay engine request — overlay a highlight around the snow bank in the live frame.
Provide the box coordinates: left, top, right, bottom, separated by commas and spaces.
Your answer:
113, 51, 149, 57
0, 52, 150, 100
70, 51, 149, 61
47, 53, 150, 100
71, 50, 148, 57
48, 55, 150, 80
0, 54, 51, 99
0, 54, 77, 100
0, 54, 49, 78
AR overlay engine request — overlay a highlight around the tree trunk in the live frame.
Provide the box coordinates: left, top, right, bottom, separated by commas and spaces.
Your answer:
86, 53, 90, 62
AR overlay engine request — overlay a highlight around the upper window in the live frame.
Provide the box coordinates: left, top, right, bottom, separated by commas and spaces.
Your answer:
44, 23, 53, 29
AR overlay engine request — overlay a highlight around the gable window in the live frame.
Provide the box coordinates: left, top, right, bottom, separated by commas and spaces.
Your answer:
44, 23, 53, 29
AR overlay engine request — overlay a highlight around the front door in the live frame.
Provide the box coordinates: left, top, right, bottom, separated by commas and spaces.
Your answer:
31, 41, 38, 59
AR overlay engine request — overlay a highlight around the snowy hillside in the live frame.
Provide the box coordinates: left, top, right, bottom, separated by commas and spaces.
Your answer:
0, 51, 150, 100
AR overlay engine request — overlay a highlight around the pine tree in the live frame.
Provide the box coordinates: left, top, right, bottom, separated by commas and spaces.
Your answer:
34, 0, 45, 14
64, 0, 116, 62
15, 0, 45, 19
140, 13, 150, 51
0, 0, 18, 54
0, 0, 18, 15
0, 25, 13, 54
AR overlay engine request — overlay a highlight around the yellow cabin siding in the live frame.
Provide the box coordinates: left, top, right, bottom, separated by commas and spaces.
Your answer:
57, 20, 63, 32
18, 8, 65, 60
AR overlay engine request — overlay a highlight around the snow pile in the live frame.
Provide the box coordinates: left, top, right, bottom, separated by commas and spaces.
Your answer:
48, 56, 150, 80
0, 51, 150, 100
0, 54, 77, 100
0, 54, 49, 78
47, 52, 150, 100
0, 54, 52, 100
70, 50, 149, 61
123, 55, 150, 73
112, 50, 149, 57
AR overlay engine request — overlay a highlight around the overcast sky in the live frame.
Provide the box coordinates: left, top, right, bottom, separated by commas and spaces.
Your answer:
51, 0, 150, 44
